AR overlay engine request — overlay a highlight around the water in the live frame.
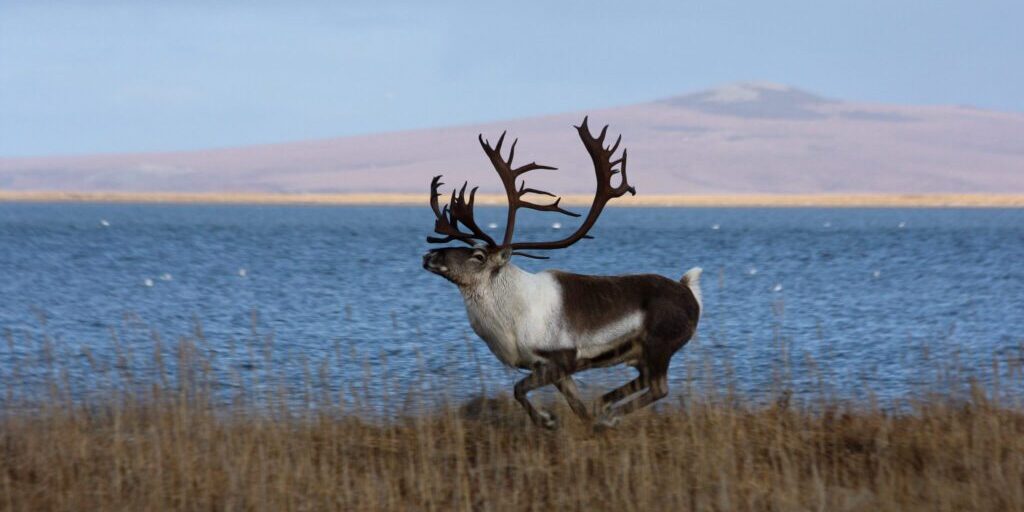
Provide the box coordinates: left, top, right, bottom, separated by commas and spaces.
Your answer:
1, 203, 1023, 407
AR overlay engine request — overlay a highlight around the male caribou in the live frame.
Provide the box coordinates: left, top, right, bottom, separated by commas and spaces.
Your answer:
422, 118, 702, 429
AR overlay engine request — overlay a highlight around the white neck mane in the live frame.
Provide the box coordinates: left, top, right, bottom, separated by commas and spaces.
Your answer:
458, 264, 560, 367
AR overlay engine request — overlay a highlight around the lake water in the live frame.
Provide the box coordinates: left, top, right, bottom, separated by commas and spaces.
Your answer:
2, 203, 1023, 408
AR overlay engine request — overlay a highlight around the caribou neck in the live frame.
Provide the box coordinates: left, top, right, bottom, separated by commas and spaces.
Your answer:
455, 262, 545, 368
457, 262, 530, 302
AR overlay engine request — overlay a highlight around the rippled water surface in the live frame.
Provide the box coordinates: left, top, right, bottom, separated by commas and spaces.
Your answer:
2, 203, 1023, 405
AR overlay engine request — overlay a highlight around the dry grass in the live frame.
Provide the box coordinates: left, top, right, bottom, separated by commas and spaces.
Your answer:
3, 189, 1024, 207
3, 342, 1024, 512
3, 389, 1023, 511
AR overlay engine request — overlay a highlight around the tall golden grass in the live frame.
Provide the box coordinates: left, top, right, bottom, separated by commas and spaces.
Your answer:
2, 326, 1023, 511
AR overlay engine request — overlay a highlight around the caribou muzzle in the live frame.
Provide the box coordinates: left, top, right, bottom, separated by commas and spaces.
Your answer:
422, 251, 449, 277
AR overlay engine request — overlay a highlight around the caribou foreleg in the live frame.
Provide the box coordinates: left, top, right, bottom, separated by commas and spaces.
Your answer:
513, 365, 564, 429
554, 375, 592, 422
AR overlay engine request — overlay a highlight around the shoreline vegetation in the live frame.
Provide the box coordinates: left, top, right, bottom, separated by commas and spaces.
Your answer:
2, 190, 1024, 207
4, 389, 1023, 511
3, 323, 1023, 510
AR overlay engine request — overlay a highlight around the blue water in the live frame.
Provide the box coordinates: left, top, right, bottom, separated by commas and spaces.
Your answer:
1, 203, 1023, 407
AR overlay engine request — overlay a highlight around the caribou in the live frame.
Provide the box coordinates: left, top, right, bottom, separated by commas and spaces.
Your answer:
422, 118, 702, 429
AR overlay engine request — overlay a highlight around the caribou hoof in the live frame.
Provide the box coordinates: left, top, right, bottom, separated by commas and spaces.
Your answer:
593, 412, 621, 432
533, 410, 559, 430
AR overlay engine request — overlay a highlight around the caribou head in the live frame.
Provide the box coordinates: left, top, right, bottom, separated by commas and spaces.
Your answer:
423, 118, 701, 430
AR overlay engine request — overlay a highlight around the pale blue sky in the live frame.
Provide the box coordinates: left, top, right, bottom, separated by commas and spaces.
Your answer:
1, 1, 1021, 157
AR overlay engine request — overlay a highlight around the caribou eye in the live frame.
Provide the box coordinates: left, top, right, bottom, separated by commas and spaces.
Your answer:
471, 252, 486, 262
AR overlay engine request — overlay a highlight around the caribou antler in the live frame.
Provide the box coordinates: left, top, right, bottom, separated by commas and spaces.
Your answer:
427, 176, 497, 246
477, 131, 580, 258
427, 117, 635, 257
506, 117, 635, 253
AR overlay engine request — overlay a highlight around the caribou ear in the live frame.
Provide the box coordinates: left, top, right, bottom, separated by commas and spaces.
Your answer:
496, 246, 513, 265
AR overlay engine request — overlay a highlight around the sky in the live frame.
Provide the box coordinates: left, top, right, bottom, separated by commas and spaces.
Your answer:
1, 0, 1022, 157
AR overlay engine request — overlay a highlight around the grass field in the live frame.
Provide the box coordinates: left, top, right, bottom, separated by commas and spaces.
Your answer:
3, 328, 1023, 511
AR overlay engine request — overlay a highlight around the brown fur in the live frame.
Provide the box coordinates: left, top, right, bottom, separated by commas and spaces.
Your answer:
552, 272, 699, 340
545, 271, 701, 427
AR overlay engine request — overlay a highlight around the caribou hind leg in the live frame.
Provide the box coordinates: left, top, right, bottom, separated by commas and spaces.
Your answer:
595, 373, 669, 429
595, 371, 648, 412
594, 303, 691, 429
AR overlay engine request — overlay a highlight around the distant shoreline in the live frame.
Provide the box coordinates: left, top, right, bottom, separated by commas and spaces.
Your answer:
1, 190, 1023, 207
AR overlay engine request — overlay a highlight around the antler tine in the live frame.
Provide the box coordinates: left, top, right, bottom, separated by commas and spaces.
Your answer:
494, 131, 506, 152
511, 251, 550, 260
518, 183, 556, 198
609, 134, 622, 154
515, 162, 558, 175
507, 138, 517, 166
429, 175, 445, 216
578, 115, 590, 133
516, 195, 580, 217
517, 183, 578, 217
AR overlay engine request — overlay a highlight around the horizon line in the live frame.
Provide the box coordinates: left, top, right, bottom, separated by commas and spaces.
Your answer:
2, 190, 1023, 208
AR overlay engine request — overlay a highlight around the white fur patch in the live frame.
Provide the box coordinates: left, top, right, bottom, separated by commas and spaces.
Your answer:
683, 267, 703, 311
461, 266, 563, 367
573, 311, 645, 360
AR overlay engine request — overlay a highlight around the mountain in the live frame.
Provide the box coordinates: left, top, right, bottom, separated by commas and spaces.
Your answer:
1, 83, 1022, 195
